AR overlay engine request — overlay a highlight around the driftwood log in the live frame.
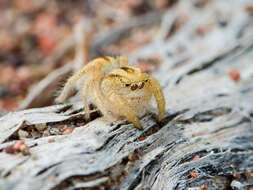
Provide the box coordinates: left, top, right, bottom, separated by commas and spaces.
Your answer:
1, 1, 253, 190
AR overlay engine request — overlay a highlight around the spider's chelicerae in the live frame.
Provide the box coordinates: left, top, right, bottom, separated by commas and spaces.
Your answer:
56, 56, 165, 129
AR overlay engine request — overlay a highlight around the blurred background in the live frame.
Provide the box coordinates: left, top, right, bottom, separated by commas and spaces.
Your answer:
0, 0, 172, 113
0, 0, 252, 114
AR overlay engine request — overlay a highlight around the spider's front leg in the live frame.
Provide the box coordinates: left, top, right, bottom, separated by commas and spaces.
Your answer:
145, 74, 165, 121
107, 91, 142, 129
56, 56, 127, 103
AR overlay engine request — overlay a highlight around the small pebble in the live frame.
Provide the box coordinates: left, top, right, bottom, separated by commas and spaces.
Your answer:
192, 155, 200, 160
62, 127, 74, 135
48, 139, 55, 143
228, 69, 240, 82
200, 184, 208, 190
5, 145, 16, 154
13, 141, 25, 151
246, 5, 253, 16
189, 172, 197, 178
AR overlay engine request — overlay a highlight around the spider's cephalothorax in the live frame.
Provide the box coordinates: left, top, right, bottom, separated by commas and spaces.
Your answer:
56, 56, 165, 129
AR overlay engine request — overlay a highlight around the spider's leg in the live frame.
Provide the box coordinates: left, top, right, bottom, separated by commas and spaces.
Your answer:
146, 75, 165, 121
108, 92, 142, 129
116, 56, 129, 66
56, 68, 88, 103
56, 56, 126, 103
91, 82, 116, 122
82, 76, 93, 120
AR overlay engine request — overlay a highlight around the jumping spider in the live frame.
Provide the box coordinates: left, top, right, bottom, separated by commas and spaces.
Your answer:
56, 56, 165, 129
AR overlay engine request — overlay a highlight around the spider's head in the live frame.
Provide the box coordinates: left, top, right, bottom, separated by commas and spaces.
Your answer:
108, 66, 149, 91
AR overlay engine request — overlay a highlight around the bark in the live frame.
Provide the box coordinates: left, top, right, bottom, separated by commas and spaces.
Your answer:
0, 1, 253, 190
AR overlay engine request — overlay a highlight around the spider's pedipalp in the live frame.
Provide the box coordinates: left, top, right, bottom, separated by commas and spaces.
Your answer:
108, 91, 142, 129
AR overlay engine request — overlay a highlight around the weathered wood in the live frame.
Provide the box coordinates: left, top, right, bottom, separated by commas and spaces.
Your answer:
1, 1, 253, 190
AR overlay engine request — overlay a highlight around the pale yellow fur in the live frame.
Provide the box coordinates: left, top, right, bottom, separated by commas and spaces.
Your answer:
56, 56, 165, 129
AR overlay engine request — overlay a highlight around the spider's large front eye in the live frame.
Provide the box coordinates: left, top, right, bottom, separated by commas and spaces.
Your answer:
130, 84, 138, 91
138, 82, 145, 89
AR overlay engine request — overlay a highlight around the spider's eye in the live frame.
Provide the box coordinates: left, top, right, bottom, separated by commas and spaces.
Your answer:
145, 79, 148, 82
125, 84, 130, 87
130, 84, 138, 91
139, 82, 145, 89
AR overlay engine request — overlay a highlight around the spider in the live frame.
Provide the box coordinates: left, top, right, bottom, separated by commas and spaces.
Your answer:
56, 56, 165, 129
